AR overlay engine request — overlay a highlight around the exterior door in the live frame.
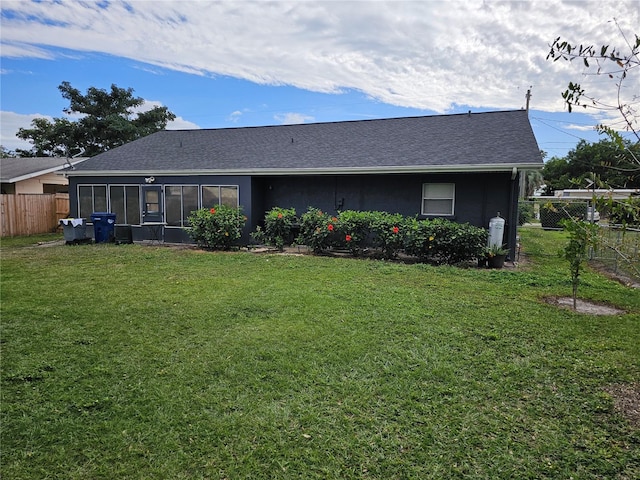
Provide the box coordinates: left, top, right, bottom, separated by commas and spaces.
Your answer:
142, 185, 163, 223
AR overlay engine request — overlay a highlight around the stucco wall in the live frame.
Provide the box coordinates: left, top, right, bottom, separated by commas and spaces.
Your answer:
69, 171, 518, 251
254, 172, 512, 229
14, 173, 68, 194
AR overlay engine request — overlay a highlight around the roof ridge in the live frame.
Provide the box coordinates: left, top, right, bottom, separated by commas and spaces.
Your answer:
165, 109, 527, 134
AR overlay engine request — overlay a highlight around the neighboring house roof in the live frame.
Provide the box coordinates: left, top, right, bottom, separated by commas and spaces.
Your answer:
1, 157, 88, 183
555, 189, 640, 199
70, 110, 542, 176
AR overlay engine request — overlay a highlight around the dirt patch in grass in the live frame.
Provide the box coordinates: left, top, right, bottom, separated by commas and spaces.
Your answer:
544, 296, 626, 316
605, 383, 640, 429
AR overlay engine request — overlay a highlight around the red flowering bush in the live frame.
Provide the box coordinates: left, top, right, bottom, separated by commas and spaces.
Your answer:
288, 206, 488, 265
297, 207, 333, 253
186, 205, 246, 250
332, 210, 373, 256
258, 207, 297, 251
368, 211, 406, 259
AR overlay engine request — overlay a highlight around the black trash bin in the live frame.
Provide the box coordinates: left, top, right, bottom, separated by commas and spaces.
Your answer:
91, 212, 116, 243
114, 224, 133, 244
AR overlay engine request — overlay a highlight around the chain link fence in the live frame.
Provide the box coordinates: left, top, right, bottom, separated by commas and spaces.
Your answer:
518, 199, 591, 230
592, 226, 640, 281
518, 199, 639, 282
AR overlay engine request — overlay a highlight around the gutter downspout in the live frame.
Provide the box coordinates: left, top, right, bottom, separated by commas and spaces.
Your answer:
507, 167, 519, 260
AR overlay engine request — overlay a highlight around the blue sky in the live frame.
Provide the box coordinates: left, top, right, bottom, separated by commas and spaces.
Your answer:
1, 0, 637, 159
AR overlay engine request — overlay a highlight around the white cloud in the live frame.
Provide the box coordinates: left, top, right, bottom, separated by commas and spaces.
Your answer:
0, 42, 55, 59
133, 100, 200, 130
274, 112, 315, 125
0, 0, 637, 118
166, 116, 199, 130
565, 124, 598, 132
0, 111, 51, 151
227, 110, 243, 123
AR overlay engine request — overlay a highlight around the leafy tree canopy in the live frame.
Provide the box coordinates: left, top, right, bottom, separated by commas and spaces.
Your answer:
542, 138, 640, 194
1, 145, 17, 158
16, 82, 176, 157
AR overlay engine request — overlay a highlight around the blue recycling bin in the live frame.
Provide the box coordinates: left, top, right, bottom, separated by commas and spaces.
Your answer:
91, 212, 116, 243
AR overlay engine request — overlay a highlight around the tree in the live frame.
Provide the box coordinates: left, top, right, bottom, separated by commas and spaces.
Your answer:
547, 20, 639, 144
1, 146, 17, 158
547, 22, 639, 279
541, 139, 640, 194
521, 170, 544, 198
16, 82, 176, 157
559, 219, 599, 310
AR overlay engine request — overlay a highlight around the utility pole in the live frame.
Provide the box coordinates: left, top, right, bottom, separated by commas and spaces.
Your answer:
525, 87, 532, 112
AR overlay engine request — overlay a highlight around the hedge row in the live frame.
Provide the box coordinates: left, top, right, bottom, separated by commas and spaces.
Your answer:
255, 207, 488, 265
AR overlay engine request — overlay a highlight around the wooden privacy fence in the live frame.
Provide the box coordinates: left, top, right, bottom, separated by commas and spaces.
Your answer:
1, 193, 69, 237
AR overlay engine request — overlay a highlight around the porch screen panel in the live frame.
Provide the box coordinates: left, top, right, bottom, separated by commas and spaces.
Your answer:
94, 186, 107, 212
109, 185, 140, 224
182, 186, 198, 226
109, 186, 125, 224
125, 186, 141, 224
166, 185, 199, 227
165, 186, 182, 227
220, 186, 239, 208
78, 185, 107, 219
78, 186, 93, 219
202, 186, 220, 208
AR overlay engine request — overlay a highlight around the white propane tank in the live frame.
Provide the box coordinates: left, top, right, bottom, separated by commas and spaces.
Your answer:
488, 213, 505, 248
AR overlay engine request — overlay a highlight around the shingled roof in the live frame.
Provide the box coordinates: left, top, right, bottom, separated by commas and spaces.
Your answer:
1, 157, 88, 183
70, 110, 542, 176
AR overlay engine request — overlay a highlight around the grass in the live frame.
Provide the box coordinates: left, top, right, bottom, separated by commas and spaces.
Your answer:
1, 228, 639, 479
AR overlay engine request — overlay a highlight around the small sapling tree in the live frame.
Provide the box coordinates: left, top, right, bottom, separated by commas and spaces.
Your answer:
559, 219, 599, 310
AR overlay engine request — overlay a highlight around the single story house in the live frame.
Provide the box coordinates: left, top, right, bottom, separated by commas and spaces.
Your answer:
66, 110, 542, 256
1, 156, 87, 194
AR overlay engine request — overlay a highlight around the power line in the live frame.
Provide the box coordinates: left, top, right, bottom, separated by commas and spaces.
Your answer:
531, 117, 591, 141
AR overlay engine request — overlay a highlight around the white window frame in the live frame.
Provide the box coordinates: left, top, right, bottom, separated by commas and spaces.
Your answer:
201, 185, 239, 209
165, 184, 199, 228
77, 184, 108, 219
108, 184, 141, 225
421, 183, 455, 216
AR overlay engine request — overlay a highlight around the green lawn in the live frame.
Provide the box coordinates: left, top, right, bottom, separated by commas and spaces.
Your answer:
1, 228, 639, 479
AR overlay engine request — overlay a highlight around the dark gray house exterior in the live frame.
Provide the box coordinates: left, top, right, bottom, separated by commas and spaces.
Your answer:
66, 110, 542, 255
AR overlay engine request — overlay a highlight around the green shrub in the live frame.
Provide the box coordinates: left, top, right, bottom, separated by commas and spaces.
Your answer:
186, 205, 246, 250
294, 206, 490, 264
369, 211, 406, 259
405, 218, 487, 264
257, 207, 297, 250
608, 197, 640, 227
334, 210, 373, 256
297, 207, 333, 253
518, 202, 534, 225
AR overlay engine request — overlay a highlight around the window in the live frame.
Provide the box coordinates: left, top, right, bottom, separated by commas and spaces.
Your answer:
78, 185, 107, 219
202, 185, 238, 208
109, 185, 140, 225
166, 185, 198, 227
422, 183, 455, 216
